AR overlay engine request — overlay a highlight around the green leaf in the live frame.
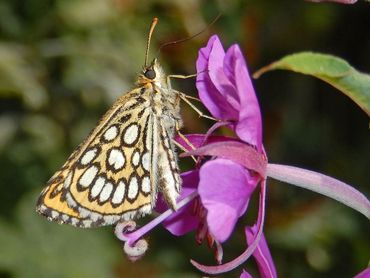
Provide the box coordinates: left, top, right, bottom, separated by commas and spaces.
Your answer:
253, 52, 370, 116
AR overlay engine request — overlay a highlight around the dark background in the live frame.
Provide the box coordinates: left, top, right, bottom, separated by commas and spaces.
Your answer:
0, 0, 369, 277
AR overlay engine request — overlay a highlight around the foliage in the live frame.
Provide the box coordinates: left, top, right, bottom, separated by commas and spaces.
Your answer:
254, 52, 370, 116
0, 191, 118, 278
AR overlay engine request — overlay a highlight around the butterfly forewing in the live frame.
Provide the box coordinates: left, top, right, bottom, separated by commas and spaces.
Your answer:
37, 88, 158, 227
156, 118, 181, 209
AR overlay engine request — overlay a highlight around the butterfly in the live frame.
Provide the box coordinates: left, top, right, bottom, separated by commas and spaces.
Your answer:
36, 18, 189, 228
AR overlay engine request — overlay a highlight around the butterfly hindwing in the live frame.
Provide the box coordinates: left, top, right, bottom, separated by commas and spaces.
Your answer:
37, 57, 186, 228
37, 88, 156, 227
37, 169, 90, 227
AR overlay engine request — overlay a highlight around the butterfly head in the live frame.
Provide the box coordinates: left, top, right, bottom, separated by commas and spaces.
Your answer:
138, 58, 166, 87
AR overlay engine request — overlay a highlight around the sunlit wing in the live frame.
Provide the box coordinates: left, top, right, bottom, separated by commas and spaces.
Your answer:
36, 168, 88, 227
155, 118, 181, 209
37, 87, 157, 228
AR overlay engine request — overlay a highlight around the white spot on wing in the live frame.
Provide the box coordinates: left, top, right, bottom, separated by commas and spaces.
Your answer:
141, 176, 150, 194
78, 208, 101, 222
121, 204, 152, 221
132, 150, 140, 167
91, 176, 105, 198
38, 205, 47, 213
103, 125, 118, 141
81, 148, 97, 165
124, 98, 137, 109
61, 214, 69, 222
71, 218, 78, 226
102, 215, 120, 225
140, 204, 152, 215
79, 166, 98, 188
122, 211, 136, 221
51, 211, 59, 218
82, 220, 92, 228
64, 171, 73, 189
108, 149, 125, 170
112, 180, 126, 205
145, 117, 152, 151
66, 192, 77, 208
127, 176, 139, 200
141, 152, 150, 171
89, 212, 102, 222
99, 182, 113, 203
123, 124, 139, 145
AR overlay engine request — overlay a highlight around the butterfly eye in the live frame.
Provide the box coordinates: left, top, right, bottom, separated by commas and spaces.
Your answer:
144, 69, 156, 80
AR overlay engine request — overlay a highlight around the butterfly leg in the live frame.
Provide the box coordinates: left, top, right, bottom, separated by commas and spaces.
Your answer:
175, 121, 195, 149
178, 93, 219, 121
167, 73, 197, 81
174, 121, 198, 163
167, 74, 218, 121
166, 74, 195, 95
179, 93, 202, 102
167, 75, 203, 102
172, 140, 197, 163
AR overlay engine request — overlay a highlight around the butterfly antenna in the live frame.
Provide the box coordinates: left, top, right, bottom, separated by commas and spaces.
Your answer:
145, 17, 159, 67
157, 14, 221, 55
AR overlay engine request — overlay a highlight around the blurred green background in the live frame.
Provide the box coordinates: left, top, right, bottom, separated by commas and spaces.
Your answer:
0, 0, 369, 277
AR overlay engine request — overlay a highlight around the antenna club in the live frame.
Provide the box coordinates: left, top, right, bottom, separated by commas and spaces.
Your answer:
144, 17, 159, 67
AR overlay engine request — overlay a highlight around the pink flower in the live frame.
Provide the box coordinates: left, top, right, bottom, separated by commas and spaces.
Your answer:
194, 36, 266, 245
196, 35, 263, 152
115, 35, 370, 277
160, 35, 272, 275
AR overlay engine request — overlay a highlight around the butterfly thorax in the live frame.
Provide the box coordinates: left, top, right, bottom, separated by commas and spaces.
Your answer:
136, 58, 181, 129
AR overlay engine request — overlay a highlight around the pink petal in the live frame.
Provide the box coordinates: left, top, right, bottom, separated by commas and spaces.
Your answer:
240, 270, 253, 278
158, 170, 200, 236
191, 179, 267, 274
184, 141, 267, 179
175, 133, 238, 151
225, 45, 262, 151
198, 159, 258, 242
208, 39, 239, 114
246, 226, 277, 278
196, 35, 228, 119
354, 267, 370, 278
196, 35, 238, 119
